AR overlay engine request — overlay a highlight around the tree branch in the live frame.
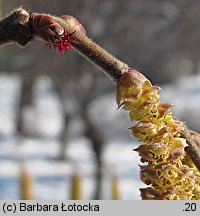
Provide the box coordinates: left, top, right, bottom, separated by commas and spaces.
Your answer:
52, 15, 129, 80
0, 8, 129, 81
0, 8, 34, 46
1, 7, 200, 171
181, 126, 200, 171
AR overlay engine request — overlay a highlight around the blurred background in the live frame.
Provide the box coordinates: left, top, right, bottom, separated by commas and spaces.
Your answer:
0, 0, 200, 200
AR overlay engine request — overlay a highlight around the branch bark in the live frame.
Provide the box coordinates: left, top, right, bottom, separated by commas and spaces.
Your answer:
181, 126, 200, 170
1, 7, 200, 171
53, 16, 129, 80
0, 8, 129, 81
0, 8, 34, 46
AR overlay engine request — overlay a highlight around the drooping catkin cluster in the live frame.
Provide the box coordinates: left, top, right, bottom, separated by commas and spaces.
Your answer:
1, 7, 200, 200
116, 68, 200, 200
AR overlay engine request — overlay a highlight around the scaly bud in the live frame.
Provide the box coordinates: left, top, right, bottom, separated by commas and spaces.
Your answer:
31, 14, 86, 56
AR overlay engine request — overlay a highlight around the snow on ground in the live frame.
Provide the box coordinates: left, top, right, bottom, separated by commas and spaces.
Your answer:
160, 75, 200, 131
1, 73, 199, 200
0, 73, 142, 200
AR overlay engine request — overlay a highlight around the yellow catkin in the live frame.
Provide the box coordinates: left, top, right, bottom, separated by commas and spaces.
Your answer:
71, 172, 82, 200
116, 68, 200, 200
20, 165, 34, 200
111, 175, 121, 200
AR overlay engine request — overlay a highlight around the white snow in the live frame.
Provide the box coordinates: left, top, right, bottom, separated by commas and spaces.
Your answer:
0, 73, 142, 200
1, 73, 199, 200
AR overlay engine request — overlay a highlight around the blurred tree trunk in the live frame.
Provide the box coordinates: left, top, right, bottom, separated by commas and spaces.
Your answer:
16, 75, 35, 135
0, 0, 2, 19
80, 103, 104, 200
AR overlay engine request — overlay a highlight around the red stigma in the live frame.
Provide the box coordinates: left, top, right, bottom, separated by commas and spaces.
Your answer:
47, 31, 78, 56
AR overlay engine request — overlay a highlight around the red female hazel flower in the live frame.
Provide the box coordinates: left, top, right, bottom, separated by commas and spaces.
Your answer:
31, 14, 86, 56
